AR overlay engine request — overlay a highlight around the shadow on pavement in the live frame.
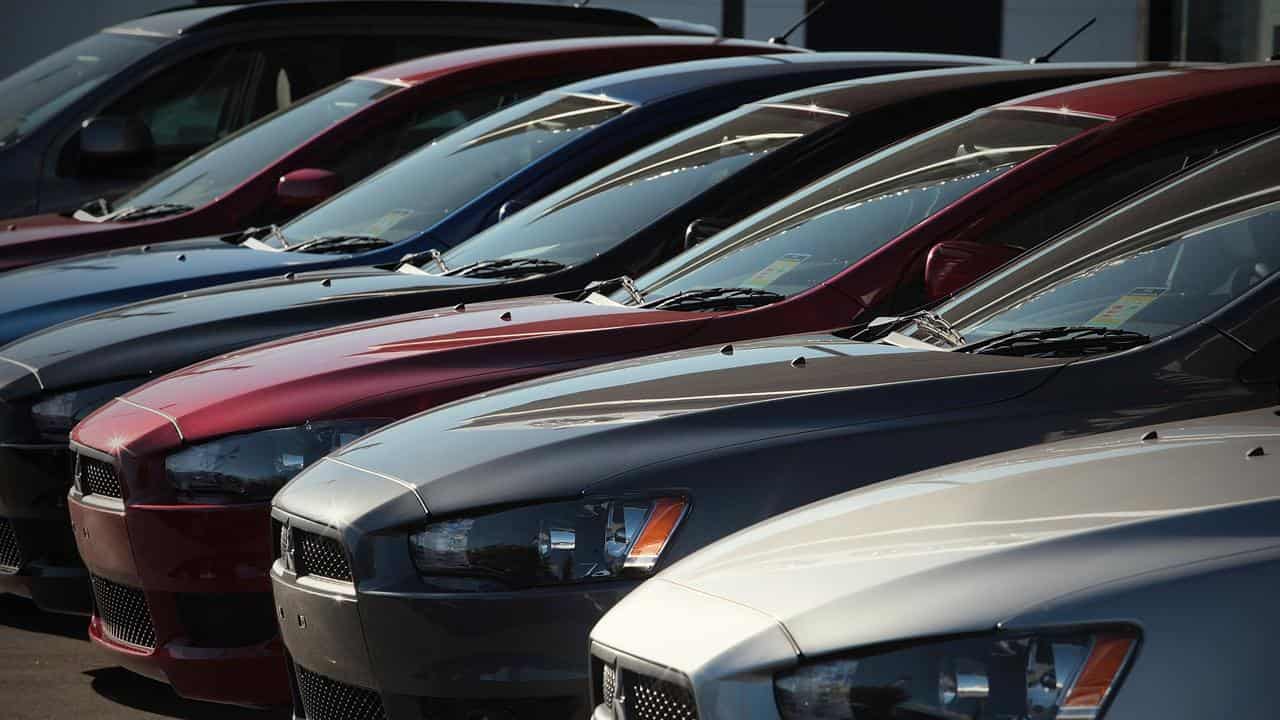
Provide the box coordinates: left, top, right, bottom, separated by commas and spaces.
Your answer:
0, 593, 88, 641
87, 667, 289, 719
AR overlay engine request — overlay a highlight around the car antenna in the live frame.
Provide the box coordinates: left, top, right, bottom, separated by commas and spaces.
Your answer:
1030, 17, 1096, 63
769, 0, 828, 45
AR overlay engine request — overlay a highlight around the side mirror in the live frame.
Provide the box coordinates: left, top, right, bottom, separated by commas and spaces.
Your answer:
276, 168, 340, 209
924, 240, 1022, 300
683, 217, 730, 250
79, 116, 153, 164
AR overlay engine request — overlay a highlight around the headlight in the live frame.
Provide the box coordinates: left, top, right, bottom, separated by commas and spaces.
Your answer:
30, 379, 146, 438
165, 419, 387, 501
409, 496, 687, 591
775, 629, 1136, 720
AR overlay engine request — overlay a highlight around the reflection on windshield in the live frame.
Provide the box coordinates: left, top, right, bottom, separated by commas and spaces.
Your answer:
271, 92, 634, 249
946, 201, 1280, 343
98, 79, 399, 217
618, 109, 1103, 306
441, 103, 845, 269
0, 32, 162, 147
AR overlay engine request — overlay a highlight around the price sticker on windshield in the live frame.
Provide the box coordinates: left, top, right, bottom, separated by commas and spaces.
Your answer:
1089, 287, 1165, 328
744, 253, 809, 289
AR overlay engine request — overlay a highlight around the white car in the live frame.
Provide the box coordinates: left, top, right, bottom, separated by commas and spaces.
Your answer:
589, 405, 1280, 720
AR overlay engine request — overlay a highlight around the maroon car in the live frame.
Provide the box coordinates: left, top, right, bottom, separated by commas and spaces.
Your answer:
0, 36, 781, 271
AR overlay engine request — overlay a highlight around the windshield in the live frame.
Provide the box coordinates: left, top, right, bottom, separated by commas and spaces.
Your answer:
97, 79, 399, 217
440, 102, 846, 269
940, 201, 1280, 344
614, 109, 1103, 306
267, 92, 634, 249
0, 32, 163, 147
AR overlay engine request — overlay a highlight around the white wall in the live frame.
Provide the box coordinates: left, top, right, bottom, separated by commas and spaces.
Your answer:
505, 0, 808, 45
0, 0, 183, 78
1001, 0, 1145, 61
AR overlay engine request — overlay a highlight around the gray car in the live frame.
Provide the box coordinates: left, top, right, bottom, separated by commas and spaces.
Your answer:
271, 130, 1280, 719
589, 403, 1280, 720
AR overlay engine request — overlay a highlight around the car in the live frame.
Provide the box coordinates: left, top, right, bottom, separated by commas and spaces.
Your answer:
259, 124, 1280, 720
0, 62, 1135, 620
0, 0, 710, 219
0, 50, 1005, 345
81, 72, 1280, 718
0, 36, 790, 273
589, 404, 1280, 720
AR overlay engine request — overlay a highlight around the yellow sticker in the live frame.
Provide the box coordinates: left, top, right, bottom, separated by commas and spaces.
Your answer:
744, 253, 810, 289
1089, 287, 1165, 328
365, 209, 415, 236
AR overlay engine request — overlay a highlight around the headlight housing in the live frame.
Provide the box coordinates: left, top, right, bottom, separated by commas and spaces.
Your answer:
775, 629, 1137, 720
165, 419, 387, 502
31, 379, 147, 438
409, 496, 687, 591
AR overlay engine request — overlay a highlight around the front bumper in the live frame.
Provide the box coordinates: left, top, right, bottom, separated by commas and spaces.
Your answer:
272, 511, 636, 720
69, 477, 288, 707
0, 444, 90, 614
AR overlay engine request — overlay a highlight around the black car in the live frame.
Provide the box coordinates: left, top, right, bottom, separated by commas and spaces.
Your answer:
0, 63, 1135, 615
0, 0, 703, 219
270, 129, 1280, 720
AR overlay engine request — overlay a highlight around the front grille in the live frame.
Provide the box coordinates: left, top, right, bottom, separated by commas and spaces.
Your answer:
90, 575, 156, 649
77, 456, 122, 499
295, 665, 386, 720
623, 670, 698, 720
602, 663, 618, 706
0, 518, 21, 571
295, 530, 352, 582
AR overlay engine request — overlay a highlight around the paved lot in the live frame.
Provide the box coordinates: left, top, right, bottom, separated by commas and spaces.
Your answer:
0, 595, 287, 720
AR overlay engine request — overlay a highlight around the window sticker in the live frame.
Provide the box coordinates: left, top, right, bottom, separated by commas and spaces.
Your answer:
1089, 287, 1166, 327
744, 253, 810, 288
365, 209, 415, 236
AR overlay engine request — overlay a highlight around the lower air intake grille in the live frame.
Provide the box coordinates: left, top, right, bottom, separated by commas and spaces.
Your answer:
296, 665, 386, 720
624, 670, 698, 720
296, 530, 351, 582
0, 518, 20, 571
90, 575, 156, 649
77, 456, 122, 499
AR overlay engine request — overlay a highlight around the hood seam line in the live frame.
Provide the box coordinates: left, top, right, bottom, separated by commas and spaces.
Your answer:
321, 456, 429, 515
115, 397, 184, 441
660, 577, 803, 657
0, 356, 43, 389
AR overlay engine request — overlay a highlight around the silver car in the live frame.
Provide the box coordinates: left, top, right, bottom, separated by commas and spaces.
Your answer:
589, 405, 1280, 720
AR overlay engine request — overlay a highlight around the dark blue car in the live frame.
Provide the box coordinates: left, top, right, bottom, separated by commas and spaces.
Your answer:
0, 52, 1007, 344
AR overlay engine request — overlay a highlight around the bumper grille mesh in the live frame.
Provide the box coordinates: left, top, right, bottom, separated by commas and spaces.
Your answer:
77, 456, 122, 499
602, 663, 617, 706
624, 669, 698, 720
0, 517, 20, 572
296, 665, 386, 720
90, 575, 156, 649
296, 530, 352, 582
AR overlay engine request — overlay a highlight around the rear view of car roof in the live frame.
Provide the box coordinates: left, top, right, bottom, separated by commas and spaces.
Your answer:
115, 1, 696, 38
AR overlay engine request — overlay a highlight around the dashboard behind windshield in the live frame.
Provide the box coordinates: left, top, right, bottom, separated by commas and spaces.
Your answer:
615, 108, 1102, 305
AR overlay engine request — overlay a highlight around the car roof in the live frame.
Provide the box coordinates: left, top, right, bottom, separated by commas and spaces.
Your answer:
110, 1, 668, 38
359, 36, 785, 86
1001, 63, 1280, 119
555, 51, 1015, 107
763, 62, 1163, 114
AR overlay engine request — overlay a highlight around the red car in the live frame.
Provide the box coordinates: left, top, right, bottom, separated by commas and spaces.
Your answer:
0, 36, 782, 271
70, 65, 1280, 708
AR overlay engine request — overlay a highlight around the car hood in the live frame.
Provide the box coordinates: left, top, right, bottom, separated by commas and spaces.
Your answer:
0, 268, 496, 401
0, 214, 111, 271
614, 406, 1280, 660
275, 334, 1064, 528
78, 296, 707, 450
0, 237, 349, 344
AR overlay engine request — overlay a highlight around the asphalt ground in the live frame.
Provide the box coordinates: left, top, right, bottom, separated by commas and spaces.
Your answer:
0, 594, 288, 720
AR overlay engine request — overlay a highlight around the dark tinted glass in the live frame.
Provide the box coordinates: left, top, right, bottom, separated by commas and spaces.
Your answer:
0, 32, 162, 147
442, 102, 846, 268
273, 92, 634, 248
619, 109, 1101, 304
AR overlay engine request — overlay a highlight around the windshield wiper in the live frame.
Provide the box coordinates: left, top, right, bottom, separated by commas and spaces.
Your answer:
847, 309, 965, 348
570, 275, 644, 303
642, 287, 784, 311
110, 203, 193, 222
442, 257, 567, 279
286, 234, 393, 254
961, 325, 1151, 357
77, 197, 111, 218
